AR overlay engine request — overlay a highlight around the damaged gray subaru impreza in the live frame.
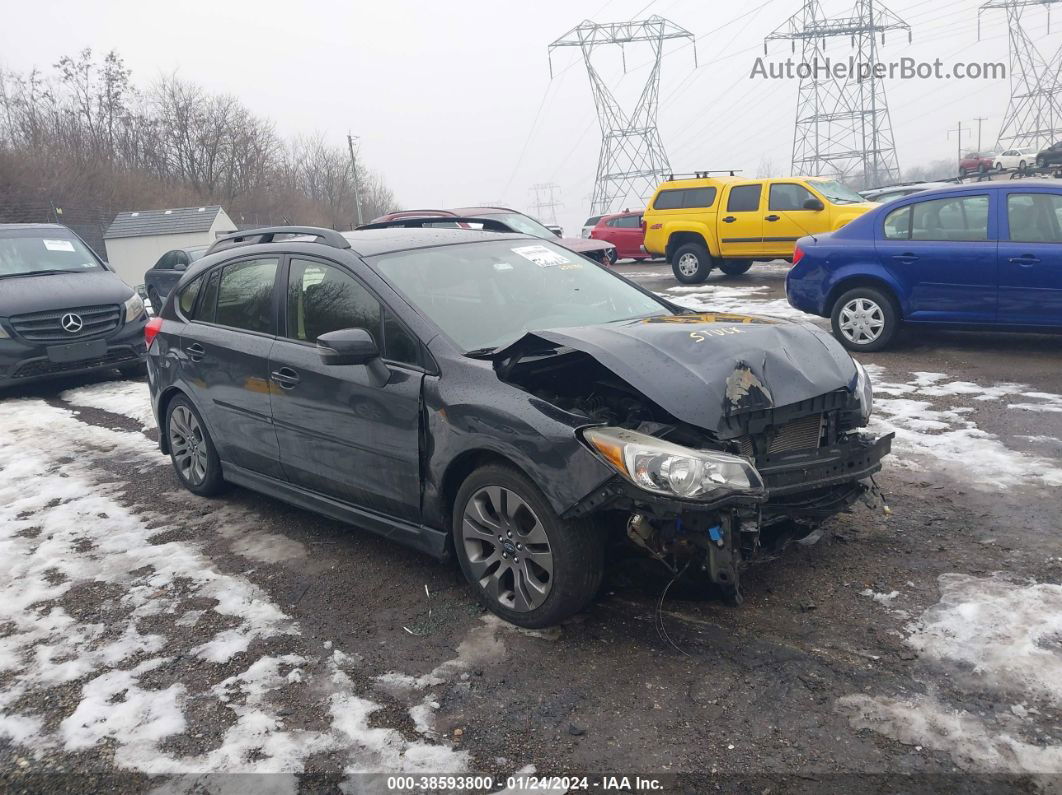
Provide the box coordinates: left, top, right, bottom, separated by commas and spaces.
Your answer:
147, 226, 891, 628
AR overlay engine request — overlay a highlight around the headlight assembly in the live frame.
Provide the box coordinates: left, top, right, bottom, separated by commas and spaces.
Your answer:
582, 426, 764, 501
124, 293, 146, 323
854, 360, 874, 421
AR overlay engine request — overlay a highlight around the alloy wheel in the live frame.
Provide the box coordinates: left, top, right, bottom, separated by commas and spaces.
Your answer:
169, 405, 209, 486
461, 485, 554, 612
677, 252, 700, 277
838, 298, 885, 345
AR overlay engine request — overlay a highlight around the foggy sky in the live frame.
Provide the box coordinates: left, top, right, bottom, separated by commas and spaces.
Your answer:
3, 0, 1049, 235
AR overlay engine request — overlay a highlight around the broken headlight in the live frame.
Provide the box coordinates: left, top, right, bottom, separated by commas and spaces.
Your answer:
582, 426, 764, 501
854, 360, 874, 422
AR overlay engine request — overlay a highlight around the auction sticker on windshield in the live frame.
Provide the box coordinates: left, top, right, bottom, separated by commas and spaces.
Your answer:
43, 239, 75, 252
512, 244, 570, 268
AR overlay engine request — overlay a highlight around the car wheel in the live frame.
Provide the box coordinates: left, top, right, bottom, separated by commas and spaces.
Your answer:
606, 248, 618, 265
671, 243, 713, 284
1037, 157, 1046, 168
979, 163, 987, 174
995, 162, 1003, 171
831, 287, 900, 352
718, 260, 753, 277
1020, 160, 1027, 169
166, 395, 226, 496
453, 464, 604, 628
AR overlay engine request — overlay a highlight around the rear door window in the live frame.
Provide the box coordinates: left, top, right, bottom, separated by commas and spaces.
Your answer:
727, 185, 762, 212
214, 258, 280, 334
1007, 193, 1062, 242
910, 196, 989, 241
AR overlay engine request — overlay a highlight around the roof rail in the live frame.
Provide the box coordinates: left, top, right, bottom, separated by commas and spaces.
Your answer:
207, 226, 351, 254
664, 170, 743, 181
357, 216, 515, 233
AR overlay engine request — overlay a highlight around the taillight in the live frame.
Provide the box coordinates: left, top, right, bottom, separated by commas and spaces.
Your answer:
145, 316, 163, 347
792, 245, 805, 267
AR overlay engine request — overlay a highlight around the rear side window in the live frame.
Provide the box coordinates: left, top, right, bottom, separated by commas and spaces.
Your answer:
215, 257, 279, 333
177, 276, 202, 317
727, 185, 762, 212
883, 206, 912, 240
652, 187, 717, 210
1007, 193, 1062, 242
613, 215, 641, 228
584, 216, 602, 227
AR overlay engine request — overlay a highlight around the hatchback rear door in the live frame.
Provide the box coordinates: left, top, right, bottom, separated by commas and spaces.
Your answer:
998, 189, 1062, 326
174, 256, 284, 478
267, 256, 424, 522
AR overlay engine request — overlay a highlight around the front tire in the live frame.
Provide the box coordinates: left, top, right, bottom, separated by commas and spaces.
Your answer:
718, 260, 753, 277
831, 287, 900, 352
995, 162, 1003, 171
671, 243, 713, 284
453, 464, 604, 628
166, 395, 226, 496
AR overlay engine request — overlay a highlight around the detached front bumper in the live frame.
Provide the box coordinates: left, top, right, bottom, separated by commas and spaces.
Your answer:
0, 318, 147, 389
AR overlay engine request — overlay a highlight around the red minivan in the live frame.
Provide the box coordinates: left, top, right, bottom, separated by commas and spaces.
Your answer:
589, 210, 649, 261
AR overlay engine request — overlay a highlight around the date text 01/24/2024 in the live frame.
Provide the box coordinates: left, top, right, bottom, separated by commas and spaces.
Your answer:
385, 775, 665, 791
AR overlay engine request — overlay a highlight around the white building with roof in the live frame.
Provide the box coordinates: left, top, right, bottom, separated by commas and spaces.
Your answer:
102, 206, 236, 288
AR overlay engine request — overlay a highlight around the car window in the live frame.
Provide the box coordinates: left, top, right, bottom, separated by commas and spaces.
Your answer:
175, 251, 190, 267
883, 206, 912, 239
154, 251, 174, 270
193, 270, 220, 323
373, 239, 669, 352
652, 189, 684, 210
727, 185, 762, 212
584, 216, 602, 227
214, 257, 279, 333
769, 183, 816, 211
1007, 193, 1062, 243
0, 233, 103, 278
613, 215, 641, 228
910, 196, 989, 241
286, 258, 420, 365
177, 275, 203, 317
683, 188, 715, 208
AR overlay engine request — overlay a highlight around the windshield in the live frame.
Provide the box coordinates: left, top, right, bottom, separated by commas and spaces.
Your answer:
479, 212, 556, 239
373, 239, 671, 351
0, 233, 103, 279
810, 179, 865, 205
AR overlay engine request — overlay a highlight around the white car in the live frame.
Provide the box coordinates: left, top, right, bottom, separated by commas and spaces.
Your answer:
859, 181, 955, 203
994, 148, 1038, 171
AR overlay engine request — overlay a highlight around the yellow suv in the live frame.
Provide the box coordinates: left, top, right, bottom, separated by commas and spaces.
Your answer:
642, 175, 874, 283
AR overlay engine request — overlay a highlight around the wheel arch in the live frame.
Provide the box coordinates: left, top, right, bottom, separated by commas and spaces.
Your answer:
665, 229, 716, 261
825, 274, 903, 318
439, 449, 542, 529
156, 385, 217, 456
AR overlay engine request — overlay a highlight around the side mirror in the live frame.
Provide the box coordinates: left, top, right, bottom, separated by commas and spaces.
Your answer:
803, 198, 825, 211
317, 327, 390, 384
174, 262, 188, 272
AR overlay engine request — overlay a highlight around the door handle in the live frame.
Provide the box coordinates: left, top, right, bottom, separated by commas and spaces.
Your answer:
892, 253, 919, 262
1008, 255, 1040, 266
185, 343, 206, 362
765, 215, 780, 222
722, 216, 737, 223
270, 367, 301, 389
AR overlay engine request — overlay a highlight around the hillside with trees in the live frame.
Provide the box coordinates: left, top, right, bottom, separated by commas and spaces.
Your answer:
0, 49, 395, 249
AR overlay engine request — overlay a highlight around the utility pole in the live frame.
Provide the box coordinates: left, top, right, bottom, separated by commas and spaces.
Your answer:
974, 116, 989, 151
948, 121, 967, 168
346, 133, 364, 228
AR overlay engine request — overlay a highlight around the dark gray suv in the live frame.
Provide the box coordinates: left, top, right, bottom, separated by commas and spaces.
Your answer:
0, 224, 148, 388
147, 226, 890, 627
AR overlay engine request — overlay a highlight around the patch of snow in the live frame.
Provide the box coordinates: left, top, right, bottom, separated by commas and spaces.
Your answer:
860, 589, 900, 604
660, 285, 819, 322
60, 380, 156, 430
838, 573, 1062, 774
0, 397, 465, 779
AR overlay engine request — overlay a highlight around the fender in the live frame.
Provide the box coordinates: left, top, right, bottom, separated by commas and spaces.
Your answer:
823, 264, 906, 317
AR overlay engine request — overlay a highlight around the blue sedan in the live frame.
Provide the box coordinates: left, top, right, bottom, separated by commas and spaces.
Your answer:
786, 180, 1062, 351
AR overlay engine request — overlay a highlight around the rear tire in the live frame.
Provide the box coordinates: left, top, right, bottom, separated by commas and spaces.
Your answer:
166, 395, 226, 497
453, 464, 604, 628
671, 243, 713, 284
718, 260, 753, 277
830, 286, 900, 352
995, 162, 1003, 171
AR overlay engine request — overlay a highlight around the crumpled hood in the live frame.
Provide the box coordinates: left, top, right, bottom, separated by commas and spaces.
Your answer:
0, 270, 133, 316
518, 312, 857, 434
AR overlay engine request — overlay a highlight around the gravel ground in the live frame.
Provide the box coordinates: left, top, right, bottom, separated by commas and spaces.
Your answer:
1, 259, 1061, 793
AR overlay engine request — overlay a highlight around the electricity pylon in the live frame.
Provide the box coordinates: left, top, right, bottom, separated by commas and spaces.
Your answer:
767, 0, 910, 188
530, 183, 563, 224
549, 16, 696, 215
980, 0, 1062, 150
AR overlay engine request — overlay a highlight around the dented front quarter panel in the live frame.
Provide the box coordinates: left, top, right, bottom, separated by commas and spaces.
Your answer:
419, 348, 616, 532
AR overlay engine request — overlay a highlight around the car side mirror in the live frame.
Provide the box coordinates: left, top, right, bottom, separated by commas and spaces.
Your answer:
317, 327, 390, 384
174, 262, 188, 272
803, 198, 825, 211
